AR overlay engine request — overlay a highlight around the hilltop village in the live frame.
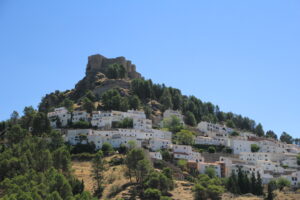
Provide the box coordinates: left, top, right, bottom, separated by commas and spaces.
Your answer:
48, 106, 300, 186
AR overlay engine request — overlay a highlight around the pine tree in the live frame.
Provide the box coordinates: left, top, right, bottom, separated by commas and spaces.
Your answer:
255, 172, 263, 196
92, 151, 105, 197
250, 172, 256, 194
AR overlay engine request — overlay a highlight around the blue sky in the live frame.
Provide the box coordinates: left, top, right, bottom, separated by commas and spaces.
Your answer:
0, 0, 299, 138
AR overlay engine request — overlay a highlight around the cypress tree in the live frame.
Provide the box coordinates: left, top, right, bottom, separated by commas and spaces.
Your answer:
255, 171, 263, 196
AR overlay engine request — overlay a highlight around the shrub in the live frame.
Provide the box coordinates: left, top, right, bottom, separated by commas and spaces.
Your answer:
144, 188, 161, 200
251, 144, 260, 152
101, 142, 114, 156
72, 120, 90, 129
208, 146, 216, 153
276, 177, 291, 191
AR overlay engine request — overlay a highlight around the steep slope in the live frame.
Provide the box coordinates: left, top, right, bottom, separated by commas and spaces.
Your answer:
38, 54, 262, 134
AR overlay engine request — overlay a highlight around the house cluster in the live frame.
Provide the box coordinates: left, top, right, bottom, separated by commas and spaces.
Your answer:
48, 108, 300, 186
195, 121, 300, 186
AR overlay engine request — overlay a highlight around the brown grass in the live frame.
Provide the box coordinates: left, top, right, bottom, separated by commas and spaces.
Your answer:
170, 180, 194, 200
72, 154, 132, 199
72, 157, 300, 200
72, 161, 95, 192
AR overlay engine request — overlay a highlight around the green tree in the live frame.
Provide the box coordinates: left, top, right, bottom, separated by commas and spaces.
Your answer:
185, 111, 197, 126
163, 115, 183, 133
10, 111, 19, 124
280, 132, 293, 144
160, 88, 173, 110
266, 130, 277, 140
46, 191, 63, 200
32, 112, 51, 136
62, 98, 74, 112
267, 179, 277, 200
205, 167, 216, 178
82, 98, 95, 113
101, 89, 122, 111
177, 159, 187, 171
251, 144, 260, 152
255, 123, 264, 137
276, 177, 291, 191
250, 172, 256, 194
136, 159, 151, 184
92, 151, 105, 197
125, 148, 147, 183
128, 95, 141, 110
53, 147, 71, 172
107, 64, 126, 79
21, 106, 36, 129
101, 142, 114, 156
255, 172, 263, 195
175, 130, 195, 145
144, 188, 161, 200
208, 146, 216, 153
6, 124, 28, 144
297, 154, 300, 165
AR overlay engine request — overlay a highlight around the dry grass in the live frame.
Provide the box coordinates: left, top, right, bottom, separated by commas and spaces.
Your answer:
72, 154, 132, 199
170, 180, 194, 200
72, 161, 95, 192
72, 158, 300, 200
222, 193, 263, 200
273, 190, 300, 200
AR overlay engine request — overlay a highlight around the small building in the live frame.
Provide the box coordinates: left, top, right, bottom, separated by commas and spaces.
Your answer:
149, 152, 163, 160
197, 121, 232, 138
47, 107, 71, 128
195, 136, 228, 146
72, 110, 89, 123
149, 138, 172, 151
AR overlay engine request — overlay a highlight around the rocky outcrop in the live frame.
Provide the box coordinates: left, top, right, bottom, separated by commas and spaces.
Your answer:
72, 54, 141, 99
86, 54, 141, 79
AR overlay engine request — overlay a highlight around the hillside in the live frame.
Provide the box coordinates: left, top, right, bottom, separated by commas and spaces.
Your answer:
38, 54, 264, 135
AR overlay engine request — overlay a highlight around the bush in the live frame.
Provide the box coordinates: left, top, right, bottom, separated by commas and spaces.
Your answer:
231, 131, 239, 136
101, 142, 114, 156
144, 188, 161, 200
177, 159, 187, 170
276, 177, 291, 191
153, 160, 166, 169
208, 146, 216, 153
112, 117, 133, 128
251, 144, 260, 152
72, 120, 90, 129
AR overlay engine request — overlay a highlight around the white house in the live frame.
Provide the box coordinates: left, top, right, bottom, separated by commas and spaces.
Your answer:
195, 136, 228, 146
198, 162, 222, 177
149, 138, 172, 151
133, 118, 152, 130
91, 110, 150, 129
197, 121, 232, 138
173, 145, 203, 162
149, 152, 163, 160
284, 171, 300, 187
229, 139, 258, 154
48, 107, 71, 128
239, 152, 286, 163
72, 110, 89, 123
65, 129, 92, 145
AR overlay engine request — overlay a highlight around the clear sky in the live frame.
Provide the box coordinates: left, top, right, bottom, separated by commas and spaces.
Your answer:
0, 0, 299, 138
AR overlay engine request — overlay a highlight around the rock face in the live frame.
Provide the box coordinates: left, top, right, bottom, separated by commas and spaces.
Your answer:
72, 54, 141, 98
86, 54, 141, 79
